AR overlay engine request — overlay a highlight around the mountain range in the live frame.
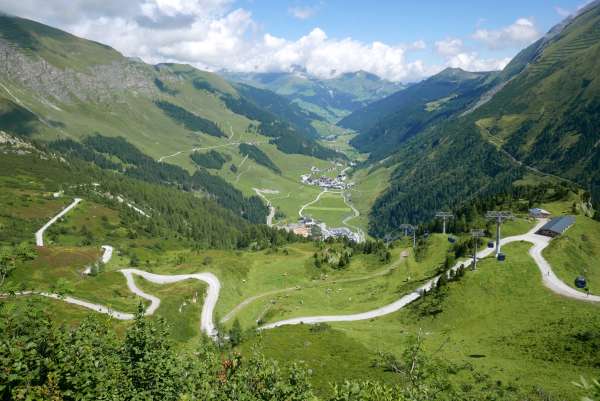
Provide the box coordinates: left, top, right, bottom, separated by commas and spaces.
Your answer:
223, 68, 405, 123
1, 2, 600, 239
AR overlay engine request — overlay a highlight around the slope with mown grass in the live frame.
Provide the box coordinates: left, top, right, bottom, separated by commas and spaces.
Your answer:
0, 15, 345, 227
340, 3, 600, 236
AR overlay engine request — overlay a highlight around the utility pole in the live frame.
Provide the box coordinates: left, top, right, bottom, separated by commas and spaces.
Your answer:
486, 211, 514, 256
470, 229, 485, 270
399, 224, 416, 249
435, 212, 454, 234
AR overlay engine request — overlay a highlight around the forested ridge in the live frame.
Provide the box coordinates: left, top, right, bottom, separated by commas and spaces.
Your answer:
239, 143, 281, 174
154, 100, 226, 138
0, 151, 296, 249
49, 134, 269, 225
190, 150, 230, 170
194, 81, 345, 159
351, 4, 600, 236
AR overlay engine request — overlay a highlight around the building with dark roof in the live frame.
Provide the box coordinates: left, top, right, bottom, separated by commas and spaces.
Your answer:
529, 208, 551, 218
536, 215, 575, 237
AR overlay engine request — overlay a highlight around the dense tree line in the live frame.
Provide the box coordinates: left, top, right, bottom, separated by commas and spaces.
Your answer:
219, 92, 340, 160
0, 150, 297, 250
368, 118, 522, 237
49, 134, 268, 225
0, 302, 313, 401
313, 238, 391, 269
154, 100, 225, 138
422, 181, 578, 237
48, 138, 119, 170
192, 78, 219, 94
190, 169, 268, 224
153, 78, 179, 95
239, 143, 281, 174
0, 98, 38, 137
234, 83, 322, 139
188, 77, 340, 160
190, 150, 230, 170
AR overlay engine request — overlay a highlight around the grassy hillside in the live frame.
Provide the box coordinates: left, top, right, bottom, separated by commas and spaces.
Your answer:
0, 15, 350, 230
346, 69, 497, 160
470, 4, 600, 207
340, 68, 494, 148
358, 3, 600, 236
3, 135, 600, 400
223, 69, 404, 123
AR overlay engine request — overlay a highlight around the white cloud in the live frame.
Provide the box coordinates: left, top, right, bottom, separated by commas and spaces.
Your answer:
0, 0, 523, 81
409, 40, 427, 50
435, 38, 464, 57
288, 5, 317, 20
434, 37, 507, 72
555, 6, 572, 17
234, 29, 436, 81
0, 0, 438, 81
473, 18, 540, 50
447, 53, 511, 71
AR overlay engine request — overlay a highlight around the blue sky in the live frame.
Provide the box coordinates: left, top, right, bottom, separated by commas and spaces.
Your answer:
0, 0, 592, 81
245, 0, 586, 66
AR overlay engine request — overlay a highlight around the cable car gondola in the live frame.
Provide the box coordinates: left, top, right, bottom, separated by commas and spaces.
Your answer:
497, 253, 506, 262
487, 241, 495, 249
575, 276, 587, 289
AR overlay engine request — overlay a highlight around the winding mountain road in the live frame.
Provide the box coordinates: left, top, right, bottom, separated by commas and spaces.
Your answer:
35, 198, 82, 246
341, 192, 365, 242
9, 203, 600, 338
4, 269, 221, 338
299, 189, 333, 218
120, 269, 221, 337
259, 219, 600, 330
83, 245, 114, 275
253, 188, 278, 227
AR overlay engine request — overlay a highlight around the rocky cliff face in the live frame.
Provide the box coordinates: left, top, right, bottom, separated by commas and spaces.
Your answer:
0, 39, 157, 104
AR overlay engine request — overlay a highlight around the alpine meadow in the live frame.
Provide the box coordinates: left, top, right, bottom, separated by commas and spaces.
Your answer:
2, 1, 600, 400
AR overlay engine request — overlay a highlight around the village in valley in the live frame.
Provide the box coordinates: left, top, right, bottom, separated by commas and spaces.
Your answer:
300, 163, 356, 190
279, 162, 364, 243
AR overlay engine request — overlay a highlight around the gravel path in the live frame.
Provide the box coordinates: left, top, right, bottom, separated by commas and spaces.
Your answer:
253, 188, 278, 227
260, 219, 600, 330
341, 192, 365, 242
35, 198, 82, 246
3, 268, 221, 338
13, 212, 600, 337
119, 269, 221, 337
83, 245, 114, 275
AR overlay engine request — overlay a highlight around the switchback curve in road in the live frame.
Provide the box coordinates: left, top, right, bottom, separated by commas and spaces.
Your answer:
2, 268, 221, 338
9, 214, 600, 338
120, 269, 221, 337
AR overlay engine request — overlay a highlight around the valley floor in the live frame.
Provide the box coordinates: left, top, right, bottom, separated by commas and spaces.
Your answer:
3, 182, 600, 398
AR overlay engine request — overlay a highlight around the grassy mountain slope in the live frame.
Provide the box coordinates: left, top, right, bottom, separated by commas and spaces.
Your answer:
363, 4, 600, 235
342, 68, 496, 159
0, 17, 336, 161
0, 15, 346, 225
471, 4, 600, 205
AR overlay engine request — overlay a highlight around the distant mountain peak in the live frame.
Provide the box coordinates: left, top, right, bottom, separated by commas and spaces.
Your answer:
433, 67, 488, 81
338, 70, 382, 82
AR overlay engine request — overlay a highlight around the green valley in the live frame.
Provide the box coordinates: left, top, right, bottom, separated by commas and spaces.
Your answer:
2, 4, 600, 401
